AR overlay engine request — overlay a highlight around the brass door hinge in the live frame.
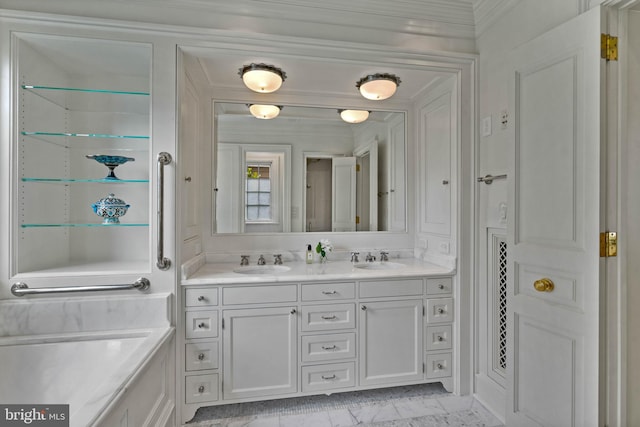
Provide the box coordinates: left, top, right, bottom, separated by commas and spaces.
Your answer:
600, 231, 617, 257
601, 34, 618, 61
355, 216, 360, 224
356, 164, 361, 172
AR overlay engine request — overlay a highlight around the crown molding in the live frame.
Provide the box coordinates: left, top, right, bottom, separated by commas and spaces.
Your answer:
473, 0, 521, 38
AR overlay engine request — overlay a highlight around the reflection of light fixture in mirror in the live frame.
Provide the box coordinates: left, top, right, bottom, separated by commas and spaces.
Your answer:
338, 109, 370, 124
239, 63, 287, 93
356, 73, 401, 100
248, 104, 282, 119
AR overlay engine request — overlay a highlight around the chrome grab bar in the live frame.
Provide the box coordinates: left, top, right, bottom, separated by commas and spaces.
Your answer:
11, 277, 150, 297
157, 152, 172, 270
477, 174, 507, 185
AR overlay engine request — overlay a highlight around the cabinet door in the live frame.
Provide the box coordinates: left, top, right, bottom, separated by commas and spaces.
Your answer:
223, 307, 297, 400
359, 299, 423, 386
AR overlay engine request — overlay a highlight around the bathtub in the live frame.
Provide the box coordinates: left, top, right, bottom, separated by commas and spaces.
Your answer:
0, 327, 174, 426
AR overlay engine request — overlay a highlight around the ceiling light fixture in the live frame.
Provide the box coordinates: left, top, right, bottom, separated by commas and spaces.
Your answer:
356, 73, 401, 100
239, 63, 287, 93
338, 109, 370, 124
248, 104, 282, 120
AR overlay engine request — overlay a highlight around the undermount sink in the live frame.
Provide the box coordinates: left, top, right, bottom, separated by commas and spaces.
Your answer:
233, 265, 291, 275
353, 261, 406, 270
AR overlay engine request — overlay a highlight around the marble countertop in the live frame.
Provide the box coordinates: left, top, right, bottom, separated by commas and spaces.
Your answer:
182, 258, 454, 286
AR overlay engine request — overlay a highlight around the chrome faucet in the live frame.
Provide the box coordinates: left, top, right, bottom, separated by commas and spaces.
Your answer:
365, 252, 376, 262
240, 255, 249, 266
274, 254, 283, 265
380, 251, 389, 262
350, 251, 360, 263
257, 255, 266, 265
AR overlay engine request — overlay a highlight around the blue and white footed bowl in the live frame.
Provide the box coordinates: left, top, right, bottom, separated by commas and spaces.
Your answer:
86, 154, 135, 180
91, 193, 130, 224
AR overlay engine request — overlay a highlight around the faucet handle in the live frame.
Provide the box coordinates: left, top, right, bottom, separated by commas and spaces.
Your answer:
380, 251, 389, 262
350, 252, 360, 263
257, 255, 266, 265
365, 252, 376, 262
274, 254, 283, 265
240, 255, 250, 266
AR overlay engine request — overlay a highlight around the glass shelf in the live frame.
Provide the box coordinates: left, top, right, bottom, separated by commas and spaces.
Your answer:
22, 223, 149, 228
22, 131, 149, 139
21, 84, 150, 114
22, 85, 149, 96
22, 178, 149, 183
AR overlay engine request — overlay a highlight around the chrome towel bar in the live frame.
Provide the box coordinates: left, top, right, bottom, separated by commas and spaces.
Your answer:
156, 152, 172, 270
11, 277, 150, 297
477, 174, 507, 184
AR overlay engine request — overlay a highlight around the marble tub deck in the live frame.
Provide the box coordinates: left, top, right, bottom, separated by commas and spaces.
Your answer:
186, 384, 504, 427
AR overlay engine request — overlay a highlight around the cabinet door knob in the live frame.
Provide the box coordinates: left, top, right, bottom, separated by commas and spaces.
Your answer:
197, 295, 206, 302
198, 353, 205, 361
437, 308, 445, 314
442, 180, 449, 185
437, 335, 444, 342
290, 308, 297, 315
198, 385, 205, 393
361, 305, 367, 311
185, 176, 192, 182
197, 322, 206, 329
438, 284, 445, 290
436, 363, 444, 370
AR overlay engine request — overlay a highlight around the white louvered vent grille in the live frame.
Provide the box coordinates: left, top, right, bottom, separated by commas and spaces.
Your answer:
497, 239, 507, 371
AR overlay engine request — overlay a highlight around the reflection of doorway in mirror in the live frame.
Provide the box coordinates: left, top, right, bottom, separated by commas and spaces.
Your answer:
305, 158, 332, 232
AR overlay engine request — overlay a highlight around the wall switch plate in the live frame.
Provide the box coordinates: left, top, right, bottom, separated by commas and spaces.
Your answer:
481, 116, 492, 137
500, 110, 509, 129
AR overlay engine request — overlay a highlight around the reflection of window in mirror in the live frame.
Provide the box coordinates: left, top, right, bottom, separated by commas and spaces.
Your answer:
246, 163, 272, 222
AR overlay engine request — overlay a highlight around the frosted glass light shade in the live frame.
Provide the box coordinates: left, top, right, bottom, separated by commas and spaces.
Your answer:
249, 104, 282, 119
339, 109, 370, 124
239, 63, 287, 93
356, 73, 401, 100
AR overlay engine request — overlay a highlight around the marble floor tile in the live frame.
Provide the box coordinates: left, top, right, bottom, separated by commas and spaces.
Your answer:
393, 397, 447, 419
348, 402, 402, 424
326, 408, 357, 427
279, 411, 332, 427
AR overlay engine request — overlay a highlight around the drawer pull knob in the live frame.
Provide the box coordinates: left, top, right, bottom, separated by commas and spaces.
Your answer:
197, 295, 206, 302
321, 374, 337, 380
322, 345, 337, 350
437, 336, 444, 342
436, 363, 444, 370
322, 290, 337, 295
438, 284, 445, 290
197, 322, 206, 329
198, 353, 205, 361
533, 278, 555, 292
198, 385, 205, 393
361, 305, 367, 311
437, 308, 445, 314
321, 315, 337, 320
290, 308, 297, 315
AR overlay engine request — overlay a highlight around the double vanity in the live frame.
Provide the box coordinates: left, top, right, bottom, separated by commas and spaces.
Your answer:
179, 256, 456, 423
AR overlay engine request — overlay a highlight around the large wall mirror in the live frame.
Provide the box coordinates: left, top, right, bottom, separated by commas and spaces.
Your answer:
214, 102, 406, 234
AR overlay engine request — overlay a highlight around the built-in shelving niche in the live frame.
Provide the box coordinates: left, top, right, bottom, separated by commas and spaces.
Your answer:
15, 34, 152, 275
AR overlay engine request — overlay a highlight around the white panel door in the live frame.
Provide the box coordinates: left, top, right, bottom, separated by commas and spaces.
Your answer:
223, 307, 297, 400
507, 7, 604, 427
359, 299, 423, 386
332, 157, 356, 231
215, 144, 242, 233
179, 77, 200, 242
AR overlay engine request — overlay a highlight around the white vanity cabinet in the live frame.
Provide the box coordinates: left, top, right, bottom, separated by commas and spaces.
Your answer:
180, 272, 455, 424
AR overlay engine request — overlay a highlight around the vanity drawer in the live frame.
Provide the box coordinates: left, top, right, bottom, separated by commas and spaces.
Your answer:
301, 282, 355, 301
222, 284, 297, 305
425, 352, 452, 379
301, 332, 356, 362
359, 279, 423, 298
185, 341, 219, 371
425, 324, 453, 351
426, 298, 454, 323
185, 288, 218, 307
426, 277, 453, 296
301, 304, 356, 332
185, 373, 219, 404
185, 310, 218, 339
301, 362, 355, 392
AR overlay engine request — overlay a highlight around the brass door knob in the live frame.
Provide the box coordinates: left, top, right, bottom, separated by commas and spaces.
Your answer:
533, 278, 554, 292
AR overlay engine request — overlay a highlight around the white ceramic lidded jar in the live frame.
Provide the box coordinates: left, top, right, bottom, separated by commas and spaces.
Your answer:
91, 193, 130, 224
